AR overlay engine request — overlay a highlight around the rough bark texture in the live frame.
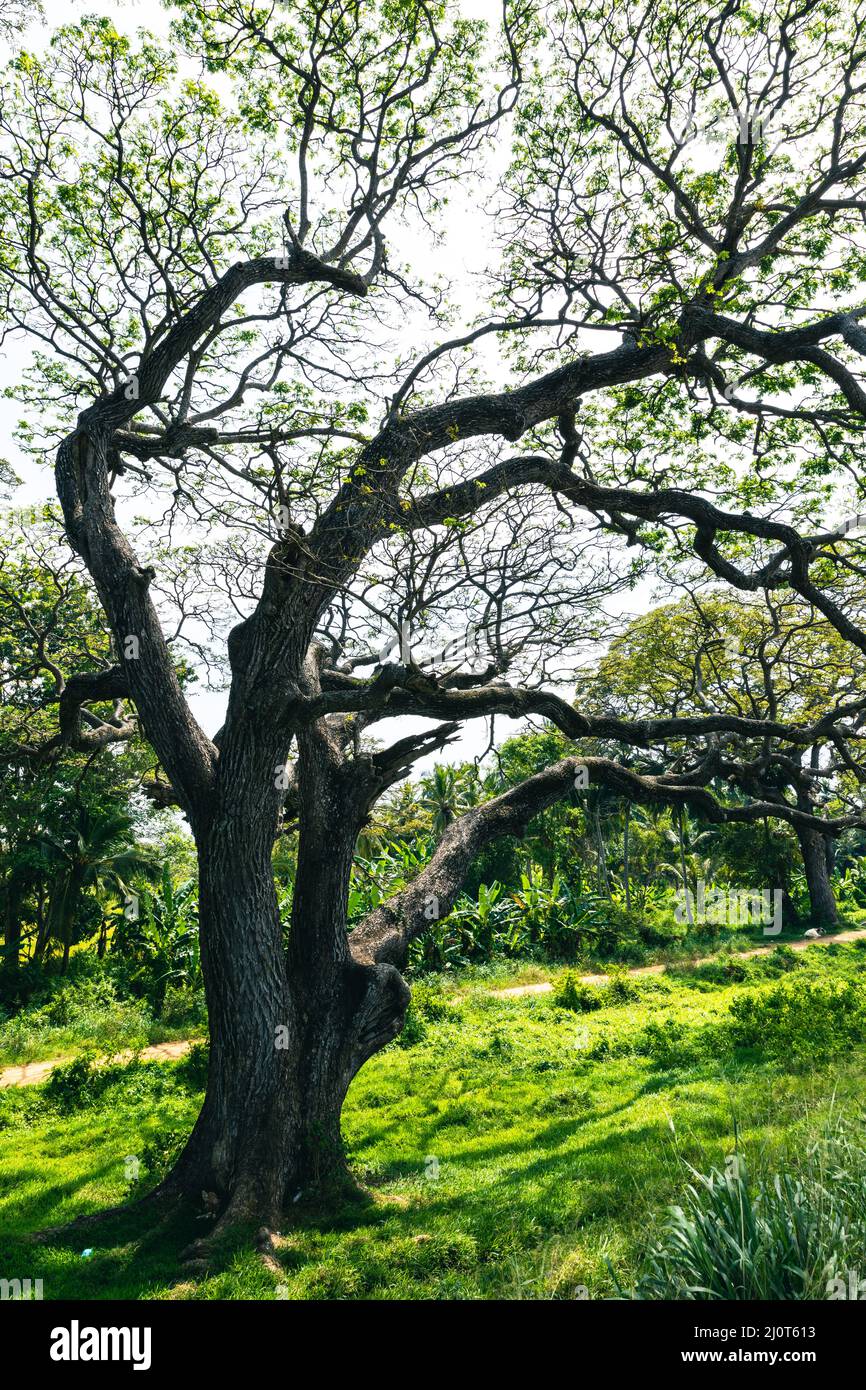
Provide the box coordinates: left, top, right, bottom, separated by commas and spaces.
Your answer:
3, 887, 21, 972
161, 719, 410, 1231
797, 825, 838, 925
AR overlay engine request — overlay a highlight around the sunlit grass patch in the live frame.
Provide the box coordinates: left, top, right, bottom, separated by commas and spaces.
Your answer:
1, 952, 866, 1299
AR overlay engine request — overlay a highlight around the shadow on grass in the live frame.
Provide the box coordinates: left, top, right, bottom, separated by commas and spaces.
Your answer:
0, 1038, 847, 1300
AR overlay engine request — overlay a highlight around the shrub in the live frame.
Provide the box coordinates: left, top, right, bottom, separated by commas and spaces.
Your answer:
41, 1053, 174, 1113
406, 917, 476, 973
127, 1126, 190, 1194
177, 1039, 210, 1089
728, 974, 866, 1061
639, 1017, 694, 1068
628, 1128, 866, 1300
553, 971, 603, 1013
395, 980, 459, 1048
42, 1054, 103, 1112
411, 981, 458, 1023
0, 974, 152, 1064
159, 984, 207, 1029
603, 966, 641, 1004
719, 958, 749, 982
766, 944, 806, 975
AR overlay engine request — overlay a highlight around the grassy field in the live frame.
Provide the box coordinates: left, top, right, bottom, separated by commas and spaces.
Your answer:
2, 939, 866, 1300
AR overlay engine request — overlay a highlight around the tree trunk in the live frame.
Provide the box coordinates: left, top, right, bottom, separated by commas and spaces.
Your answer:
593, 806, 610, 897
781, 889, 801, 929
164, 729, 409, 1234
33, 886, 51, 965
677, 808, 694, 928
797, 824, 838, 924
58, 873, 82, 976
3, 880, 22, 971
622, 803, 631, 913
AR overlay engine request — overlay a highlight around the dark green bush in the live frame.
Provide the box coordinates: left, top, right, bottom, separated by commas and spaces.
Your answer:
765, 944, 806, 974
42, 1054, 104, 1112
177, 1039, 210, 1089
639, 1017, 694, 1067
603, 966, 641, 1004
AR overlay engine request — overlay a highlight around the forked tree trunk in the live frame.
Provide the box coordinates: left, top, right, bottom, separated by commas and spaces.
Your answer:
163, 733, 409, 1233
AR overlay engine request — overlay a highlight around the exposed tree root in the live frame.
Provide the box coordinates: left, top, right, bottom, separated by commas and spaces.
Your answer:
177, 1166, 374, 1270
255, 1226, 284, 1276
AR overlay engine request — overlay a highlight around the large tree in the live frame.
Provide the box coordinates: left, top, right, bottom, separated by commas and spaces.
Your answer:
3, 0, 866, 1249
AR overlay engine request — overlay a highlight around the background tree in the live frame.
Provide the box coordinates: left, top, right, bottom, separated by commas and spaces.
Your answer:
0, 513, 159, 970
586, 592, 866, 921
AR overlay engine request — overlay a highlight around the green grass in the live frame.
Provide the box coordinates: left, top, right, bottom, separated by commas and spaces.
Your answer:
0, 977, 206, 1068
2, 917, 863, 1070
2, 942, 866, 1300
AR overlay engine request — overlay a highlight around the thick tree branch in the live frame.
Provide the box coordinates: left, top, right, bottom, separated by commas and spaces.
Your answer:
349, 754, 864, 966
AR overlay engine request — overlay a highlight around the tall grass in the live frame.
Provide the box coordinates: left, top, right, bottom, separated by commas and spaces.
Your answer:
628, 1116, 866, 1299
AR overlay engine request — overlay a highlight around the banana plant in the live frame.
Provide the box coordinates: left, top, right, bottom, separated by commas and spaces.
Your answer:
114, 864, 200, 1013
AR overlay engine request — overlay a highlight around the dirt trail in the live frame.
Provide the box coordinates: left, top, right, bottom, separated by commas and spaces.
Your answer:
0, 1038, 197, 1091
2, 929, 863, 1086
489, 927, 866, 998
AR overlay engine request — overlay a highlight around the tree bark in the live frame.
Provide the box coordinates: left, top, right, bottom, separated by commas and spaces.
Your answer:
676, 808, 695, 928
3, 879, 22, 972
33, 889, 51, 965
593, 805, 610, 897
797, 824, 838, 924
163, 724, 409, 1234
623, 803, 631, 913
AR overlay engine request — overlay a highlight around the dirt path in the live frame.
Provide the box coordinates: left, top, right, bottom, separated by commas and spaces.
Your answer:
489, 928, 866, 998
0, 1038, 198, 1091
2, 929, 863, 1086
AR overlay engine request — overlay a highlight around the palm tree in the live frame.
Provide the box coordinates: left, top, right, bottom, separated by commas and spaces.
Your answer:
657, 808, 719, 927
35, 805, 159, 971
419, 763, 484, 837
356, 781, 428, 856
419, 765, 461, 836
